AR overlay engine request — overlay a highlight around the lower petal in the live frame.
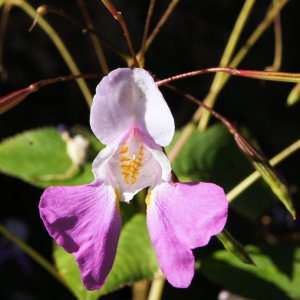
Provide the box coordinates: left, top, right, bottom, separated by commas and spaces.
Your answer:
147, 204, 195, 287
146, 182, 228, 287
39, 181, 121, 290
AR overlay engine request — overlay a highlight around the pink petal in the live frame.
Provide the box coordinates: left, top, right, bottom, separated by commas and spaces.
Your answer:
90, 68, 174, 147
39, 181, 121, 290
146, 182, 228, 288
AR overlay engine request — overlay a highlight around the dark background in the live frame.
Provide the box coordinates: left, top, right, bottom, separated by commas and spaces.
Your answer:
0, 1, 300, 299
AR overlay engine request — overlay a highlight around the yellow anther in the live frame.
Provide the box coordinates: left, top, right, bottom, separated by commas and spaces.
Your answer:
119, 142, 129, 154
120, 157, 131, 162
119, 142, 145, 185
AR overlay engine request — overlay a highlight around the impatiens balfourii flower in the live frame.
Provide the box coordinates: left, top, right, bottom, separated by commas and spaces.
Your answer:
39, 68, 228, 291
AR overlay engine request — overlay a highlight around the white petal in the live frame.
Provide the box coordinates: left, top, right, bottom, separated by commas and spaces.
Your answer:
90, 68, 174, 147
133, 68, 175, 146
92, 128, 171, 202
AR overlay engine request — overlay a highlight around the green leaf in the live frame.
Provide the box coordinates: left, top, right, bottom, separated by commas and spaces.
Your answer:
0, 126, 104, 188
53, 214, 158, 299
199, 245, 300, 300
166, 123, 253, 187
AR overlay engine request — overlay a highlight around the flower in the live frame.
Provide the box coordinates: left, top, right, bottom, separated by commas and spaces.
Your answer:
39, 68, 228, 290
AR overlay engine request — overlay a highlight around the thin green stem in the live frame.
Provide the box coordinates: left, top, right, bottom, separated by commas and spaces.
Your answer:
265, 0, 282, 71
198, 0, 289, 131
9, 0, 93, 106
0, 223, 71, 291
220, 0, 256, 67
287, 82, 300, 106
227, 139, 300, 202
196, 0, 256, 131
230, 0, 288, 69
143, 0, 180, 54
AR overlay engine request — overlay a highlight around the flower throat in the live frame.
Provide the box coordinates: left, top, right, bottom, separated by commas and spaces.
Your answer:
119, 135, 145, 185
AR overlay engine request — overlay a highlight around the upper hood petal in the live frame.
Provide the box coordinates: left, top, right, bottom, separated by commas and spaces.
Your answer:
90, 68, 174, 147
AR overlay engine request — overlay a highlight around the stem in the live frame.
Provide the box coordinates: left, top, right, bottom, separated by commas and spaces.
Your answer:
132, 280, 150, 300
143, 0, 180, 53
35, 5, 130, 63
10, 0, 93, 106
0, 223, 71, 291
265, 0, 282, 71
198, 0, 289, 131
0, 73, 100, 114
220, 0, 256, 67
0, 2, 12, 80
227, 139, 300, 202
76, 0, 109, 74
287, 82, 300, 106
147, 269, 165, 300
102, 0, 140, 68
157, 67, 300, 85
197, 0, 256, 131
139, 0, 156, 68
230, 0, 288, 69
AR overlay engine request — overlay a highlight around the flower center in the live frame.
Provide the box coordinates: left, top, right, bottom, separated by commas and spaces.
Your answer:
119, 139, 145, 185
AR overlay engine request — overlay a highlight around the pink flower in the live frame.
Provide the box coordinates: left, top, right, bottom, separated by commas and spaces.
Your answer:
39, 68, 228, 290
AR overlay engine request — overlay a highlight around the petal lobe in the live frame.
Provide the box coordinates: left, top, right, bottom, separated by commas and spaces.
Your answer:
39, 182, 122, 290
146, 182, 228, 287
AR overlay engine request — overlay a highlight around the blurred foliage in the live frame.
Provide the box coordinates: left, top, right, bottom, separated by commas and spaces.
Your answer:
199, 244, 300, 300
